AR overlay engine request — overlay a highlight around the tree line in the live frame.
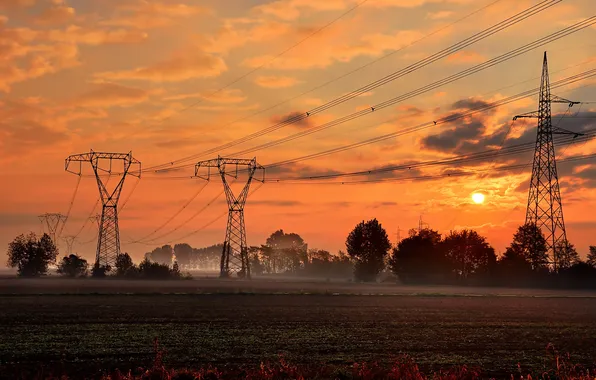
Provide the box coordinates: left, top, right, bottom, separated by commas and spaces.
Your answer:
6, 221, 596, 288
346, 219, 596, 288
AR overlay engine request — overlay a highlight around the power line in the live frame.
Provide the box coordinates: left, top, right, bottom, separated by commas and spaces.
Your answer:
144, 0, 558, 173
266, 152, 596, 186
226, 16, 596, 158
266, 129, 596, 183
128, 182, 264, 247
139, 67, 596, 183
120, 0, 370, 141
261, 68, 596, 171
127, 182, 209, 243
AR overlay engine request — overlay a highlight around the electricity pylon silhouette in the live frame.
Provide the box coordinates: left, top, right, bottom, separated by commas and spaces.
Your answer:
39, 213, 66, 247
65, 151, 141, 269
195, 156, 264, 278
62, 236, 77, 254
513, 52, 581, 271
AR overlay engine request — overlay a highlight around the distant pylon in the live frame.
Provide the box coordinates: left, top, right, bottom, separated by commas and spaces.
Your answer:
513, 52, 581, 271
39, 213, 66, 247
65, 151, 141, 269
62, 236, 77, 255
195, 156, 265, 278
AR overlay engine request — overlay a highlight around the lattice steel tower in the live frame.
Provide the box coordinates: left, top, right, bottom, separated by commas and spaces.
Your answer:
39, 213, 66, 247
195, 156, 264, 278
65, 151, 141, 269
514, 52, 580, 271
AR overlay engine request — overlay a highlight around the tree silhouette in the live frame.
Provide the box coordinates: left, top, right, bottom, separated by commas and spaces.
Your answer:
346, 218, 391, 282
174, 243, 193, 267
495, 249, 534, 286
389, 228, 447, 284
442, 229, 496, 280
264, 230, 308, 273
587, 246, 596, 268
146, 245, 173, 265
506, 223, 549, 270
554, 240, 580, 270
7, 233, 58, 277
115, 252, 136, 277
57, 254, 88, 277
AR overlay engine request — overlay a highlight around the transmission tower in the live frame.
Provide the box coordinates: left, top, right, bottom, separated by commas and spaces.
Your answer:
65, 151, 141, 269
513, 52, 581, 271
39, 213, 66, 247
62, 236, 77, 254
195, 156, 264, 278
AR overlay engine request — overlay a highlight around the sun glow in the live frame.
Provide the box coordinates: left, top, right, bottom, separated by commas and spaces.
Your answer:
472, 193, 485, 204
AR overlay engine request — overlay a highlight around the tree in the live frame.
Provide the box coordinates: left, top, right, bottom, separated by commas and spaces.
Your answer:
174, 243, 193, 267
389, 229, 448, 284
346, 219, 391, 282
264, 230, 308, 273
7, 233, 59, 277
146, 245, 173, 265
92, 263, 110, 277
559, 261, 596, 289
115, 252, 136, 277
441, 229, 496, 280
57, 254, 89, 277
495, 250, 535, 286
506, 223, 549, 270
138, 258, 173, 279
587, 246, 596, 268
171, 261, 181, 278
554, 240, 580, 270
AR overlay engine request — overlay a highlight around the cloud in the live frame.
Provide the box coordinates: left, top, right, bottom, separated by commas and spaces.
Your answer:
164, 89, 246, 104
39, 25, 148, 45
204, 19, 292, 55
100, 1, 210, 29
254, 75, 301, 89
0, 0, 35, 9
94, 51, 227, 82
0, 13, 151, 92
71, 82, 158, 108
272, 111, 313, 129
427, 10, 454, 20
242, 29, 426, 70
254, 0, 476, 20
32, 0, 75, 25
0, 98, 70, 157
254, 0, 347, 21
447, 51, 487, 64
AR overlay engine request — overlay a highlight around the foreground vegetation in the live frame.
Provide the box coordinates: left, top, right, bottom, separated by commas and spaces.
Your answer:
1, 294, 595, 378
9, 340, 596, 379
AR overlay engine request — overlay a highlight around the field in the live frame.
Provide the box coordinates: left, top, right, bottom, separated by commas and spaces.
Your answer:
1, 278, 596, 378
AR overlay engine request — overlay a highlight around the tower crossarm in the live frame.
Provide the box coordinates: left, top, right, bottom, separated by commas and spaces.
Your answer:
549, 95, 580, 106
513, 111, 539, 120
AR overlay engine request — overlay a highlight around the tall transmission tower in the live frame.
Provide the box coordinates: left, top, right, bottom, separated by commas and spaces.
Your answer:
39, 213, 66, 247
65, 151, 141, 269
195, 156, 265, 278
513, 52, 581, 271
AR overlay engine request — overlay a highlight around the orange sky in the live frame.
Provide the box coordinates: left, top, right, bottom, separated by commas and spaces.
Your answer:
1, 0, 596, 264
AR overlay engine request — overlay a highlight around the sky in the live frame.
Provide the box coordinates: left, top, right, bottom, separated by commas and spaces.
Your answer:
0, 0, 595, 264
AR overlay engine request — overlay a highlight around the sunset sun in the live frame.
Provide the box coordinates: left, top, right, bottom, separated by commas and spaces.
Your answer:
472, 193, 485, 204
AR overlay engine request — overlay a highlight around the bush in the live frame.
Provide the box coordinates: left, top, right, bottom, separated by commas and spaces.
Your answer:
138, 259, 182, 279
57, 254, 88, 278
91, 264, 110, 278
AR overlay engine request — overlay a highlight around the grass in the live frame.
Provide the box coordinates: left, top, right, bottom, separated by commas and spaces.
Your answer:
1, 292, 596, 378
15, 340, 596, 379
